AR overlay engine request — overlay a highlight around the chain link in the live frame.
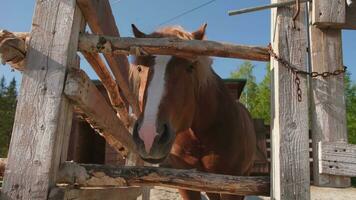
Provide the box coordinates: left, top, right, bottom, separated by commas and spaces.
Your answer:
267, 43, 347, 102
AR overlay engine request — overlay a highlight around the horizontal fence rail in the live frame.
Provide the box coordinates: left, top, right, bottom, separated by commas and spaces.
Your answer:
319, 142, 356, 177
57, 162, 270, 196
78, 34, 270, 61
1, 31, 270, 72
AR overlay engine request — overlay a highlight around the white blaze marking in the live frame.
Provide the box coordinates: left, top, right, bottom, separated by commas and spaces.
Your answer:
139, 56, 171, 153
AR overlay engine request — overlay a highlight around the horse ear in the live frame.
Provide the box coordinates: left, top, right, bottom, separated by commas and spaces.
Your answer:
192, 23, 207, 40
132, 24, 146, 38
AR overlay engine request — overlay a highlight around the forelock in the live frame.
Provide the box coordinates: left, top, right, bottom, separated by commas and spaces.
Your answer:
151, 26, 194, 40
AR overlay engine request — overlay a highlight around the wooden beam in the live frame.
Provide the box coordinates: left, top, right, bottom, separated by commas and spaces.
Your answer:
312, 0, 346, 27
270, 1, 310, 199
64, 69, 137, 157
48, 187, 143, 200
82, 52, 130, 126
56, 162, 270, 196
77, 0, 140, 117
1, 1, 84, 199
319, 142, 356, 177
309, 26, 351, 187
312, 0, 356, 30
79, 34, 270, 61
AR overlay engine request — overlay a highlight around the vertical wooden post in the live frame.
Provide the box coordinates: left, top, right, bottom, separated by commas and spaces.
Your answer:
1, 0, 84, 199
270, 0, 310, 199
309, 23, 351, 187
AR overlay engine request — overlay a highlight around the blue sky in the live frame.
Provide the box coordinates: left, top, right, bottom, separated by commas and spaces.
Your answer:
1, 0, 355, 85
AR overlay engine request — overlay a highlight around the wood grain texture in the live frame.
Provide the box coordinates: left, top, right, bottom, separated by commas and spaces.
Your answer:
312, 0, 346, 27
79, 34, 270, 61
1, 0, 83, 199
56, 162, 270, 196
270, 0, 310, 199
48, 187, 142, 200
77, 0, 141, 116
82, 52, 131, 126
309, 27, 351, 187
319, 142, 356, 177
64, 69, 137, 157
312, 1, 356, 29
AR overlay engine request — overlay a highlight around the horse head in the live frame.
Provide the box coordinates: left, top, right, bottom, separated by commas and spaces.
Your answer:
131, 24, 213, 163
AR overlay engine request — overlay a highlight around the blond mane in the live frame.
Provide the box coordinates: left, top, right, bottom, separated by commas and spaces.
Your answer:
154, 26, 214, 89
130, 25, 215, 91
155, 26, 195, 40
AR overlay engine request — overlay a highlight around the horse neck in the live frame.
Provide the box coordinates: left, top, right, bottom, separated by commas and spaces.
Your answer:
191, 74, 236, 134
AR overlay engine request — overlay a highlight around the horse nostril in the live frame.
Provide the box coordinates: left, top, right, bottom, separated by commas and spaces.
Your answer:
158, 124, 170, 144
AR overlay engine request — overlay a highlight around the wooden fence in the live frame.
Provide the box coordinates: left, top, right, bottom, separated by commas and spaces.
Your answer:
0, 0, 355, 200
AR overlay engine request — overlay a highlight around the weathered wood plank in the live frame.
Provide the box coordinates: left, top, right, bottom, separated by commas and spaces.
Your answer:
319, 142, 356, 177
312, 0, 356, 29
48, 187, 142, 200
1, 1, 84, 199
56, 162, 270, 196
82, 52, 130, 126
64, 69, 137, 157
79, 34, 270, 61
1, 30, 270, 68
270, 0, 310, 199
309, 26, 351, 187
312, 0, 346, 27
77, 0, 141, 116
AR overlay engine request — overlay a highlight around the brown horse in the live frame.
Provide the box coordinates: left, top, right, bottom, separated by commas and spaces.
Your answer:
130, 24, 256, 200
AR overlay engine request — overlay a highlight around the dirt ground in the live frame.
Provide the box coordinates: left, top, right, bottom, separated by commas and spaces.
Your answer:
138, 186, 356, 200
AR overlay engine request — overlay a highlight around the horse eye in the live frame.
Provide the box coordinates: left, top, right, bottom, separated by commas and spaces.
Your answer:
137, 65, 142, 72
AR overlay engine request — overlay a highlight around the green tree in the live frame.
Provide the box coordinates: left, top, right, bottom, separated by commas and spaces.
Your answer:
254, 64, 271, 123
0, 76, 17, 157
230, 61, 271, 123
345, 72, 356, 144
346, 72, 356, 186
0, 76, 5, 97
230, 61, 258, 111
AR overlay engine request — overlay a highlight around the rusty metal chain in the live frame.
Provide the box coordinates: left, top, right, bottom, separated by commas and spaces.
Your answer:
267, 43, 347, 102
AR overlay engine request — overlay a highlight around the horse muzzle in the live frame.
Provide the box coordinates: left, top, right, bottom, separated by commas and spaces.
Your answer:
133, 121, 175, 164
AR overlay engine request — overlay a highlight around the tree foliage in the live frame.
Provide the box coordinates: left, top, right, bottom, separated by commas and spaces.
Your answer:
345, 72, 356, 144
230, 61, 271, 123
0, 76, 17, 157
230, 62, 356, 145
